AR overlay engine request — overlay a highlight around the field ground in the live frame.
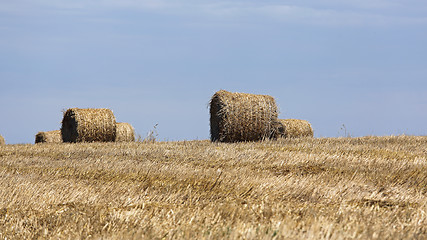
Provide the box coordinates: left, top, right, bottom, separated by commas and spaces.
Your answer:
1, 136, 427, 239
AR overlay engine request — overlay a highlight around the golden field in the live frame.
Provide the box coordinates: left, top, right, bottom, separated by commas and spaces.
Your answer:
1, 136, 427, 239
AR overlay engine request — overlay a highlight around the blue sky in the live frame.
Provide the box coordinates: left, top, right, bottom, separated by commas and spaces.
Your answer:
1, 0, 427, 144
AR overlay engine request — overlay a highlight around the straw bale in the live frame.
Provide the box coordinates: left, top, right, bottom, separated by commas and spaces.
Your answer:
0, 135, 4, 145
35, 130, 62, 143
210, 90, 281, 142
278, 119, 313, 138
115, 122, 135, 142
61, 108, 116, 143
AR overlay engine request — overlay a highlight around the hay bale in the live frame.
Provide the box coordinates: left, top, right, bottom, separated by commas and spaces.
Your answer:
0, 135, 5, 145
115, 122, 135, 142
210, 90, 281, 142
35, 130, 62, 143
278, 119, 313, 138
61, 108, 116, 143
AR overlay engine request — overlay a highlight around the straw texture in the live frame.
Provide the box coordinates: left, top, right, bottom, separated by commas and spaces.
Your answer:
210, 90, 280, 142
115, 122, 135, 142
35, 130, 62, 144
278, 119, 313, 138
0, 135, 4, 145
61, 108, 116, 143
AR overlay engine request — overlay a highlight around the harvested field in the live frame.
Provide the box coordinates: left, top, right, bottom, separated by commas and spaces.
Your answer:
61, 108, 116, 143
1, 136, 427, 239
35, 130, 62, 143
210, 90, 280, 142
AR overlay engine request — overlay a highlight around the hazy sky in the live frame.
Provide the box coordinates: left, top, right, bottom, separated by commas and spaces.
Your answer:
1, 0, 427, 144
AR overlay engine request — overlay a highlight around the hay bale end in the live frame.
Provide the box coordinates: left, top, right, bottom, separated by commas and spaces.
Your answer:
35, 130, 62, 143
210, 90, 280, 142
61, 108, 116, 143
278, 119, 314, 138
115, 122, 135, 142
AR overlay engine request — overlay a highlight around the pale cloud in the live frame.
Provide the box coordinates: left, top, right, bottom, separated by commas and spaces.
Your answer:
90, 0, 173, 10
1, 0, 427, 26
254, 5, 427, 26
294, 0, 402, 9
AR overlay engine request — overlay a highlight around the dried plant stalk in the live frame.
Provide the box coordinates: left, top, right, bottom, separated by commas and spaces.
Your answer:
210, 90, 280, 142
61, 108, 116, 143
0, 135, 4, 145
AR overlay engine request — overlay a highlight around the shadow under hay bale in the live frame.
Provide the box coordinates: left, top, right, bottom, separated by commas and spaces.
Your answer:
61, 108, 116, 143
115, 122, 135, 142
0, 135, 4, 145
210, 90, 281, 142
35, 130, 62, 143
278, 119, 313, 138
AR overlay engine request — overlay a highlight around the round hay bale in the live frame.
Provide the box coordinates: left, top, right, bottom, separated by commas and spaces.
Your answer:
115, 122, 135, 142
210, 90, 281, 142
61, 108, 116, 143
35, 130, 62, 144
278, 119, 313, 138
0, 135, 5, 145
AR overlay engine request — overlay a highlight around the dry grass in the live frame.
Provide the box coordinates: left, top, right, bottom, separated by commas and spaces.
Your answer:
115, 122, 135, 142
35, 130, 62, 144
61, 108, 116, 143
1, 136, 427, 239
210, 90, 280, 142
0, 135, 4, 145
278, 119, 314, 138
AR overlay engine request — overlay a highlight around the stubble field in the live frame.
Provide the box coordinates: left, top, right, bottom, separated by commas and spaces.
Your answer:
1, 136, 427, 239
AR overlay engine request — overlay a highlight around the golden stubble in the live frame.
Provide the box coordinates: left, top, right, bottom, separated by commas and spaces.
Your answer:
0, 136, 427, 239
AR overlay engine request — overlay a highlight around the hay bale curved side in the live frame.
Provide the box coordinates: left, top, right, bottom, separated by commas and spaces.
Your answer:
278, 119, 313, 138
35, 130, 62, 143
115, 122, 135, 142
210, 90, 280, 142
0, 135, 5, 145
61, 108, 116, 142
